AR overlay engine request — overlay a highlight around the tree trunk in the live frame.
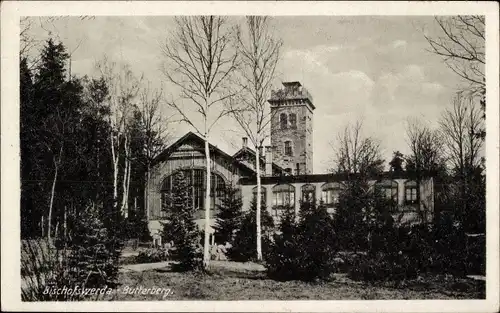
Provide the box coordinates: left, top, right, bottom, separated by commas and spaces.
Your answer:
203, 135, 211, 268
144, 165, 150, 220
47, 146, 62, 241
256, 144, 263, 261
63, 205, 67, 240
111, 132, 119, 212
121, 135, 130, 218
41, 215, 44, 238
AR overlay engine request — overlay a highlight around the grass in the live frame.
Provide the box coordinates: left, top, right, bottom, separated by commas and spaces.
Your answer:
105, 262, 485, 300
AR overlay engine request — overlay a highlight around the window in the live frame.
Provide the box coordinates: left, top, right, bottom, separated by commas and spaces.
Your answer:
252, 186, 267, 207
272, 184, 295, 207
280, 113, 288, 129
289, 113, 297, 129
160, 169, 226, 219
376, 180, 398, 203
284, 141, 293, 156
271, 205, 292, 221
301, 184, 316, 203
404, 180, 418, 205
321, 182, 341, 206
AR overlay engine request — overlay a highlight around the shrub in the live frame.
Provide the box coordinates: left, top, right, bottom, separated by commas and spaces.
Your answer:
21, 204, 122, 301
136, 248, 170, 263
21, 239, 70, 301
348, 251, 418, 282
228, 195, 274, 262
266, 201, 338, 281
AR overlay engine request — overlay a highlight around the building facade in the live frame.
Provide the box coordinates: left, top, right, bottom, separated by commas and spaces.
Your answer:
147, 81, 435, 240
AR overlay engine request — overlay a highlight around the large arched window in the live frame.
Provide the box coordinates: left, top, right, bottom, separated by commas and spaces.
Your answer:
301, 184, 316, 203
404, 180, 418, 205
160, 169, 226, 219
252, 186, 267, 207
272, 184, 295, 207
376, 179, 398, 203
280, 113, 288, 129
321, 182, 341, 206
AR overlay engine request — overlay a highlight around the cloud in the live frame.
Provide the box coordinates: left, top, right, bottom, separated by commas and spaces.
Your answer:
391, 40, 407, 49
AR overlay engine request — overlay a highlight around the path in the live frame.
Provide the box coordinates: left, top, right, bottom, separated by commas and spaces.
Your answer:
120, 261, 266, 273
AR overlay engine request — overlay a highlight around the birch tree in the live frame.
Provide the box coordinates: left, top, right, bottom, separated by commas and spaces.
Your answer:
229, 16, 282, 261
96, 57, 142, 218
161, 16, 239, 267
138, 82, 171, 220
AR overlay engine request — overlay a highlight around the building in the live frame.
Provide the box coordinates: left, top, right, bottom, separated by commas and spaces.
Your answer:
147, 82, 435, 241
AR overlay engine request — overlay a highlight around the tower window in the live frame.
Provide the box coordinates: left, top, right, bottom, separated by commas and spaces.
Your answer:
289, 113, 297, 129
284, 141, 293, 156
280, 113, 288, 129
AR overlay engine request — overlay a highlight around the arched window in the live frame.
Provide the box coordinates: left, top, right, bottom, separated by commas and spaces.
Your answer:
284, 141, 293, 156
301, 184, 316, 203
404, 180, 418, 205
280, 113, 288, 129
272, 184, 295, 207
321, 182, 341, 206
376, 179, 398, 203
289, 113, 297, 129
160, 169, 226, 219
252, 186, 267, 207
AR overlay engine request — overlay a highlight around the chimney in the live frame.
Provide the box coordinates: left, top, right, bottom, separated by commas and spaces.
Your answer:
242, 137, 248, 149
265, 146, 273, 176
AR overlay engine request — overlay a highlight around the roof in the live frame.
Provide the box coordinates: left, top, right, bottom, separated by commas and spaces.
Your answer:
152, 132, 267, 174
239, 170, 435, 185
232, 146, 285, 172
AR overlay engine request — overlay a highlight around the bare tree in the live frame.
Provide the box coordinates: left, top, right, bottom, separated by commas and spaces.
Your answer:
405, 118, 445, 175
161, 16, 239, 267
439, 93, 484, 228
20, 17, 38, 59
138, 82, 171, 220
425, 16, 485, 96
229, 16, 282, 261
439, 93, 484, 174
332, 120, 384, 178
96, 56, 143, 218
404, 118, 445, 222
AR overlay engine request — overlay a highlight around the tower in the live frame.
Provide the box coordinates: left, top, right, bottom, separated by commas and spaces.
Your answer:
268, 81, 315, 175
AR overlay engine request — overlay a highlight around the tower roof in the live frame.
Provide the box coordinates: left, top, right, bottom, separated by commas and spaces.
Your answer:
268, 81, 315, 110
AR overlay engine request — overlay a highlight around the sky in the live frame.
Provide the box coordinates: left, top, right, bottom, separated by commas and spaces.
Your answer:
25, 16, 467, 174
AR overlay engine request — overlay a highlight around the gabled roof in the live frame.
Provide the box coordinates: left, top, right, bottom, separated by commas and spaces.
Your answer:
152, 132, 260, 174
232, 147, 285, 173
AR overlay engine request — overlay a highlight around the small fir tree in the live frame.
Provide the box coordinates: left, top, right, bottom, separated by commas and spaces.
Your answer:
267, 201, 338, 281
228, 195, 274, 262
161, 171, 203, 271
64, 203, 122, 290
213, 186, 243, 245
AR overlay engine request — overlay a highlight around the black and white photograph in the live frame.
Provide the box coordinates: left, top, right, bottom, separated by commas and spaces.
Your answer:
1, 1, 499, 312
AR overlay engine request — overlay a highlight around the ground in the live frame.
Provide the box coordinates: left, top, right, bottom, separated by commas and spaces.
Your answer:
104, 261, 485, 300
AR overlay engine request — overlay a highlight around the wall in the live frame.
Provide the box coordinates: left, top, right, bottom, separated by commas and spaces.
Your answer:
270, 103, 314, 174
240, 177, 435, 224
147, 139, 246, 236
